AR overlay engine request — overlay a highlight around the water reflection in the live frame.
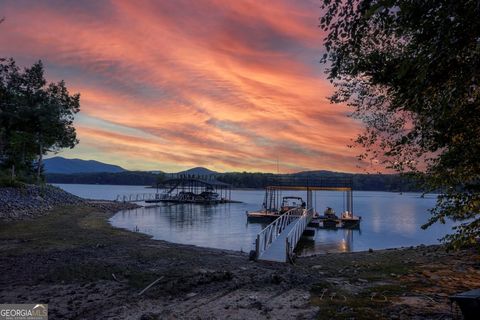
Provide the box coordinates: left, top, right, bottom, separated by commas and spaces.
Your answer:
111, 201, 267, 253
297, 229, 357, 255
53, 185, 454, 255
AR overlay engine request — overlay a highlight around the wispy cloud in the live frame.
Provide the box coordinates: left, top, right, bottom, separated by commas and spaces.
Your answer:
0, 0, 369, 172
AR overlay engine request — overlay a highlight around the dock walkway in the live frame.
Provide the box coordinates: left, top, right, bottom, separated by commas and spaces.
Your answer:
258, 221, 298, 262
256, 208, 313, 263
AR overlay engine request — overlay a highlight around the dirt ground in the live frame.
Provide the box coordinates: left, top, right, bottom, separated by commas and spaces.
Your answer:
0, 203, 479, 319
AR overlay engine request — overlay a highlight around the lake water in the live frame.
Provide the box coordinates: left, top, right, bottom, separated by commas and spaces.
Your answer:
55, 184, 453, 255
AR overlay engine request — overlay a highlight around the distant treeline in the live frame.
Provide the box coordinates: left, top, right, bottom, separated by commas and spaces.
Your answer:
46, 171, 160, 186
47, 170, 421, 192
217, 172, 419, 192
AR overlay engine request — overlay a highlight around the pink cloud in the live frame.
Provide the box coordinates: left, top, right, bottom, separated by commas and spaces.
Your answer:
0, 0, 371, 173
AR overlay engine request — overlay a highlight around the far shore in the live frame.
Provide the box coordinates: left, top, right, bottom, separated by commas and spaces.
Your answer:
53, 182, 431, 194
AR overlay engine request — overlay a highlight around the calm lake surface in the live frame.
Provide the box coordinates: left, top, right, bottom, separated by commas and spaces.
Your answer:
55, 184, 453, 255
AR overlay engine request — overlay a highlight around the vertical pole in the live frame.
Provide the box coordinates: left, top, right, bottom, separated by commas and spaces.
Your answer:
268, 189, 271, 211
346, 189, 349, 213
346, 190, 349, 213
272, 189, 275, 211
350, 189, 353, 214
272, 189, 275, 210
307, 188, 312, 210
286, 238, 290, 262
256, 235, 260, 259
276, 189, 279, 210
348, 190, 350, 213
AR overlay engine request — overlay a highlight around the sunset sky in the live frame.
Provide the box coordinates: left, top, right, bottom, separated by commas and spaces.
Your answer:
0, 0, 369, 173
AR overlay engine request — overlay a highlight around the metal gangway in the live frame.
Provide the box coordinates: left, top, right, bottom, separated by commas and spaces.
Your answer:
255, 208, 314, 263
115, 193, 167, 202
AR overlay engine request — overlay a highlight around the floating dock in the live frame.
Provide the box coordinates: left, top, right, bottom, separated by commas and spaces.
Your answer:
250, 176, 362, 262
247, 176, 361, 230
116, 175, 240, 204
309, 216, 361, 229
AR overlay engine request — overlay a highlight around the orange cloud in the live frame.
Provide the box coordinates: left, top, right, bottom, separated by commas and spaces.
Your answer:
0, 0, 371, 173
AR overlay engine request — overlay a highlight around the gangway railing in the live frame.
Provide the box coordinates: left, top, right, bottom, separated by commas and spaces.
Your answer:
114, 193, 169, 202
286, 208, 314, 261
255, 208, 304, 259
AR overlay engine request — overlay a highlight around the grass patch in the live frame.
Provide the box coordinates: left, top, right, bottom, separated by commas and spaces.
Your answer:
124, 270, 161, 289
44, 262, 160, 289
356, 263, 411, 281
0, 204, 167, 291
0, 178, 25, 188
45, 263, 122, 283
311, 282, 411, 319
0, 205, 149, 253
311, 293, 386, 319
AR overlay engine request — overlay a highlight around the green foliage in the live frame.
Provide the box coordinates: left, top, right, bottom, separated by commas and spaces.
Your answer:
46, 171, 163, 186
156, 172, 166, 186
320, 0, 480, 249
0, 58, 80, 183
46, 170, 419, 192
217, 171, 419, 191
217, 172, 275, 189
0, 172, 24, 188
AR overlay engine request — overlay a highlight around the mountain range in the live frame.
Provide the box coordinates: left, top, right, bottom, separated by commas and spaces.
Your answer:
44, 157, 346, 176
44, 157, 419, 191
44, 157, 219, 175
44, 157, 126, 174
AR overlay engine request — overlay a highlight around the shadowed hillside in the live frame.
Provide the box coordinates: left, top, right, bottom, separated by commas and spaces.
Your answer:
44, 157, 126, 174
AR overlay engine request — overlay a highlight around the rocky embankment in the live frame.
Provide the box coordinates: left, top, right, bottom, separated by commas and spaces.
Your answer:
0, 184, 139, 220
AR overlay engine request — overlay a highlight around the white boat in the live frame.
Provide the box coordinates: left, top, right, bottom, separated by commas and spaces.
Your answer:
246, 196, 305, 221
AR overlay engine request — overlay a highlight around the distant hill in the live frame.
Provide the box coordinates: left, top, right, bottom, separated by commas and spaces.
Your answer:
293, 170, 349, 177
46, 171, 160, 185
176, 167, 218, 176
44, 157, 126, 174
44, 159, 420, 192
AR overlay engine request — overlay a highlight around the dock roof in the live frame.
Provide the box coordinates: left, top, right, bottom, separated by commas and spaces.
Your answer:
160, 175, 231, 188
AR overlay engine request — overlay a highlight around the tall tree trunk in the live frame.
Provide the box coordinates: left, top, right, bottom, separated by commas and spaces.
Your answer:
37, 140, 43, 183
21, 141, 25, 165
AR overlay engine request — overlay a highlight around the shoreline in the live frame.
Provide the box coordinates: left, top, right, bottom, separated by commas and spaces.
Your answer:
0, 201, 478, 318
52, 182, 433, 194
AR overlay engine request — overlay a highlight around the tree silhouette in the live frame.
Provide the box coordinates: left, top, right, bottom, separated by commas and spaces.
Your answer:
0, 59, 80, 182
320, 0, 480, 249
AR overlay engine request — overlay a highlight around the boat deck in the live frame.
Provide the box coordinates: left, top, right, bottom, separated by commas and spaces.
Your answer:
145, 199, 241, 204
309, 217, 361, 229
